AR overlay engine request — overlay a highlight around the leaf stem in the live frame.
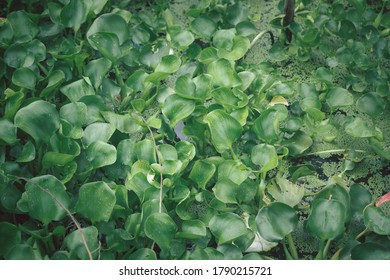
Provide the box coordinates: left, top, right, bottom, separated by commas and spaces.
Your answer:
113, 64, 127, 101
304, 149, 366, 156
355, 227, 369, 240
282, 240, 294, 260
323, 239, 332, 258
286, 233, 298, 260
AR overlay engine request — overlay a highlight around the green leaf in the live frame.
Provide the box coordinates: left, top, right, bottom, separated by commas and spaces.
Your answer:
268, 176, 305, 207
8, 11, 39, 43
170, 30, 195, 50
75, 181, 116, 223
315, 184, 351, 221
283, 131, 313, 156
16, 141, 35, 162
207, 58, 241, 88
326, 87, 354, 111
213, 178, 239, 204
364, 205, 390, 235
189, 160, 216, 189
87, 13, 129, 50
177, 220, 207, 239
60, 78, 95, 102
40, 70, 66, 98
18, 175, 70, 224
347, 0, 366, 15
218, 160, 250, 185
145, 213, 177, 251
350, 184, 372, 215
14, 100, 60, 144
129, 248, 157, 260
12, 67, 37, 90
86, 141, 117, 168
85, 57, 112, 89
306, 198, 346, 240
162, 95, 195, 126
64, 226, 99, 260
155, 55, 181, 73
351, 243, 390, 260
199, 47, 218, 64
217, 35, 250, 61
190, 15, 217, 38
251, 144, 278, 173
209, 213, 247, 245
0, 222, 21, 257
205, 109, 242, 153
60, 0, 87, 32
255, 202, 298, 242
4, 44, 34, 68
101, 111, 141, 133
345, 117, 376, 138
60, 102, 87, 127
356, 92, 385, 118
89, 32, 122, 63
82, 122, 115, 147
211, 87, 248, 108
175, 74, 212, 101
0, 119, 18, 145
5, 244, 41, 260
253, 107, 287, 144
135, 139, 157, 164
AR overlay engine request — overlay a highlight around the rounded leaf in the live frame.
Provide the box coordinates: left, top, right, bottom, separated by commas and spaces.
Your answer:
306, 198, 346, 240
207, 58, 241, 88
177, 220, 207, 239
64, 226, 99, 260
60, 0, 87, 32
0, 222, 21, 257
86, 141, 117, 168
251, 144, 278, 173
363, 205, 390, 235
145, 213, 177, 252
213, 178, 239, 204
14, 100, 60, 144
326, 87, 354, 111
18, 175, 70, 224
189, 160, 216, 189
356, 92, 385, 118
204, 109, 242, 153
87, 13, 129, 50
345, 117, 376, 138
255, 202, 298, 242
162, 95, 195, 126
190, 15, 217, 38
351, 243, 390, 260
209, 213, 247, 245
0, 119, 18, 145
12, 67, 37, 90
75, 181, 116, 223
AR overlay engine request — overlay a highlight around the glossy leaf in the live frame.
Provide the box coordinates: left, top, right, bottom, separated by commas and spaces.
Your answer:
189, 160, 216, 189
85, 58, 112, 89
145, 213, 177, 251
209, 213, 247, 245
0, 222, 21, 257
204, 109, 242, 153
363, 205, 390, 235
86, 141, 117, 168
82, 122, 115, 147
155, 55, 181, 73
14, 100, 60, 144
306, 198, 346, 240
255, 202, 298, 242
162, 95, 195, 126
60, 78, 95, 102
135, 139, 157, 164
75, 181, 116, 223
251, 144, 278, 173
60, 0, 87, 32
213, 178, 239, 204
89, 32, 122, 63
253, 107, 287, 144
17, 175, 70, 224
350, 184, 372, 215
207, 58, 241, 88
87, 13, 129, 50
12, 67, 37, 90
218, 160, 250, 185
177, 220, 207, 239
283, 131, 313, 156
16, 141, 35, 162
8, 11, 39, 43
101, 111, 141, 134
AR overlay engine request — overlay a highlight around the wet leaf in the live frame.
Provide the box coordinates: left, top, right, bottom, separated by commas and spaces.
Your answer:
145, 213, 177, 251
209, 213, 247, 245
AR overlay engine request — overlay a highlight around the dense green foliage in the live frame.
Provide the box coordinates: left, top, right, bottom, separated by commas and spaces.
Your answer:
1, 0, 390, 260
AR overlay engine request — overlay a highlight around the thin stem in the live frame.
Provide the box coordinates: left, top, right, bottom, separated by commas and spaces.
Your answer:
355, 227, 369, 240
113, 64, 127, 101
315, 239, 325, 260
286, 233, 298, 260
140, 116, 164, 213
304, 149, 366, 156
282, 240, 294, 260
249, 30, 272, 50
323, 239, 332, 259
229, 146, 238, 161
